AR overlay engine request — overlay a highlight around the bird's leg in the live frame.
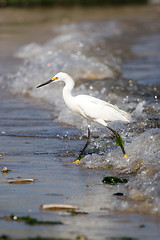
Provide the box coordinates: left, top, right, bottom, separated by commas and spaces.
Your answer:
106, 126, 127, 158
72, 125, 91, 163
79, 126, 91, 159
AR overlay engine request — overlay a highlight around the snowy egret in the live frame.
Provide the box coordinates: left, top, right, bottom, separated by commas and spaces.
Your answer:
37, 72, 130, 162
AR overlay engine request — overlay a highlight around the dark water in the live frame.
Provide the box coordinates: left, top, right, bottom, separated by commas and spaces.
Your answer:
0, 5, 160, 240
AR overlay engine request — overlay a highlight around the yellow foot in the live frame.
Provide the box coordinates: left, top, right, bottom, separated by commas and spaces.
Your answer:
124, 154, 128, 158
71, 159, 80, 164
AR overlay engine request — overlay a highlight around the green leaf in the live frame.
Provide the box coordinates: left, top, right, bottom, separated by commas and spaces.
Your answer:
106, 164, 113, 169
102, 176, 128, 185
7, 215, 63, 226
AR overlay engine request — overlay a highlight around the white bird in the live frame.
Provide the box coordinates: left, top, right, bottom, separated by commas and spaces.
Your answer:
37, 72, 130, 162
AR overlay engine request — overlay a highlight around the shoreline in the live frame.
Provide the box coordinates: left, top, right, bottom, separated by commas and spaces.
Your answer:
0, 4, 160, 239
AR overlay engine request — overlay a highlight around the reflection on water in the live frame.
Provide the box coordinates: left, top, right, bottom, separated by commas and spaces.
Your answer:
0, 5, 160, 240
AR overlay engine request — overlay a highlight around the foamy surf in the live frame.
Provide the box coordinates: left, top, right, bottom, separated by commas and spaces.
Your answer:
1, 17, 160, 217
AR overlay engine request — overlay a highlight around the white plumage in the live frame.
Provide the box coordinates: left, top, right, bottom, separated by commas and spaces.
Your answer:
37, 72, 130, 161
54, 72, 130, 124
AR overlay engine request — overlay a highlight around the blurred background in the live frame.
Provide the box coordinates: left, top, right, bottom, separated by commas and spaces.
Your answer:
0, 0, 156, 7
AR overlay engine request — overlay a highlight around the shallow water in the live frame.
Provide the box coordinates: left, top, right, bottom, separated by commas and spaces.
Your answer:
0, 5, 160, 240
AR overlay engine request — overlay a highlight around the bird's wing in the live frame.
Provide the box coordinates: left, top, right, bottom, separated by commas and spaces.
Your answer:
75, 95, 130, 123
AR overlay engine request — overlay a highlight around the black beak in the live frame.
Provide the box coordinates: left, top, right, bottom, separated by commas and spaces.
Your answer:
36, 79, 53, 88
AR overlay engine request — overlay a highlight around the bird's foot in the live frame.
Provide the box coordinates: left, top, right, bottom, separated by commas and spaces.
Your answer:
71, 159, 80, 164
71, 153, 84, 164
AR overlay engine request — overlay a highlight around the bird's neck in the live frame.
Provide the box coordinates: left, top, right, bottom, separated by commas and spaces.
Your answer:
62, 77, 75, 109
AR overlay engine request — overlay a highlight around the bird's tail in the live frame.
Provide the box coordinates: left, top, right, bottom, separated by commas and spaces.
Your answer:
119, 109, 131, 122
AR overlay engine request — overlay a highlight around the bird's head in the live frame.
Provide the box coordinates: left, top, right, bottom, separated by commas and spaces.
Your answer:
36, 72, 69, 88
